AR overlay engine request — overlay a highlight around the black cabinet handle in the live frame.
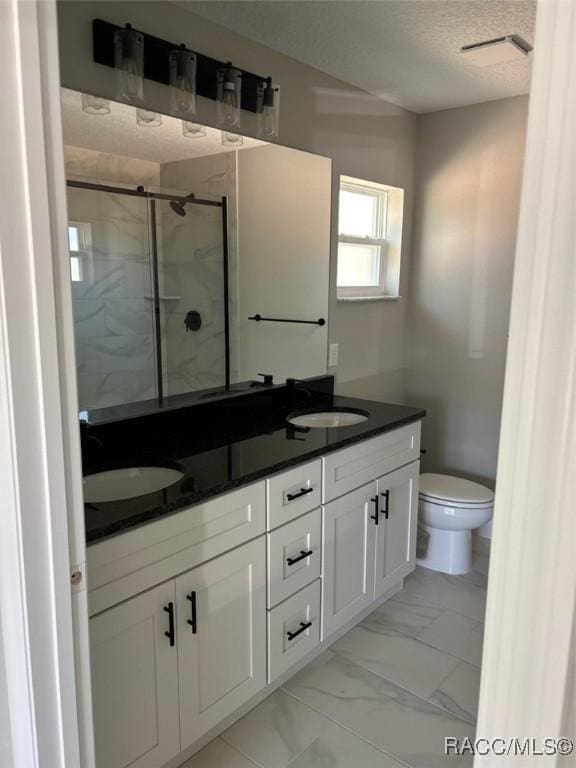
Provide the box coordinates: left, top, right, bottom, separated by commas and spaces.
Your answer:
186, 591, 197, 634
286, 620, 313, 641
286, 487, 314, 502
163, 602, 175, 647
380, 490, 390, 520
286, 549, 314, 566
370, 495, 379, 525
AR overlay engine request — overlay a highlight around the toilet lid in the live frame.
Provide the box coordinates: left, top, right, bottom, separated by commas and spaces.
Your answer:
419, 473, 494, 506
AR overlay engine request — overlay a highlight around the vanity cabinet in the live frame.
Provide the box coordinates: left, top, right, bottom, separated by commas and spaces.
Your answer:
89, 537, 266, 768
322, 428, 421, 637
87, 420, 422, 768
321, 482, 377, 639
90, 580, 180, 768
176, 537, 266, 750
374, 461, 419, 599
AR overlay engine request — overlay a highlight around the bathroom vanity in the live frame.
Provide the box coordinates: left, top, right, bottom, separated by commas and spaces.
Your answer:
84, 381, 424, 768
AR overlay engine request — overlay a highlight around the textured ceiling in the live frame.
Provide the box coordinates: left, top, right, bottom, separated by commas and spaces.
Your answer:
61, 88, 264, 163
181, 0, 535, 113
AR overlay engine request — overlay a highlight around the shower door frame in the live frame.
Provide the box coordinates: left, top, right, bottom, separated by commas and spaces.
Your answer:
66, 179, 231, 402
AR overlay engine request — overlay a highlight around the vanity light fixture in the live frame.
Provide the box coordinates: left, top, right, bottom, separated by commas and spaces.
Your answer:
114, 23, 144, 103
136, 109, 162, 127
169, 44, 197, 117
216, 62, 242, 130
257, 78, 280, 139
93, 20, 281, 132
221, 131, 244, 147
81, 93, 111, 115
182, 122, 206, 138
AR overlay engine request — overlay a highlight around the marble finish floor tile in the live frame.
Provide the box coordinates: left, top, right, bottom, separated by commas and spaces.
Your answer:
332, 623, 460, 698
220, 689, 332, 768
362, 591, 446, 640
179, 737, 258, 768
417, 611, 484, 667
283, 650, 475, 768
428, 661, 482, 725
403, 567, 487, 622
286, 721, 406, 768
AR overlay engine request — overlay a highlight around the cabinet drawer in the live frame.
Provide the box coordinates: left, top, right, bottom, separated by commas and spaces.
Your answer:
267, 580, 321, 683
88, 481, 265, 616
267, 460, 321, 530
322, 422, 421, 503
267, 508, 321, 608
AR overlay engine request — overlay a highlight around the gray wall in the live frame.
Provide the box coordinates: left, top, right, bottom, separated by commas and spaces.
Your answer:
407, 96, 529, 486
57, 0, 417, 403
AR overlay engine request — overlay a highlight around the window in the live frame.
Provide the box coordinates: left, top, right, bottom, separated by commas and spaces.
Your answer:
68, 222, 92, 282
337, 176, 404, 300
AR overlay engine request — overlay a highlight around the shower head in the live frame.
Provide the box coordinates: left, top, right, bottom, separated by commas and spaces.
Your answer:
169, 192, 195, 217
170, 199, 186, 217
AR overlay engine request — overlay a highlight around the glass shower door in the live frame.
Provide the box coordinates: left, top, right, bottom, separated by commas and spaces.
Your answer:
154, 191, 227, 397
66, 183, 158, 412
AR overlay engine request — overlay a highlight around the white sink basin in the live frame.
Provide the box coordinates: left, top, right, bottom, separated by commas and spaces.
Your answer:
83, 466, 184, 503
288, 410, 369, 429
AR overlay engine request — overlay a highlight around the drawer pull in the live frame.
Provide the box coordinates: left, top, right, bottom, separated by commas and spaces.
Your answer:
286, 620, 313, 641
286, 487, 314, 502
186, 591, 197, 634
370, 495, 379, 525
380, 490, 390, 520
163, 602, 175, 647
286, 549, 314, 566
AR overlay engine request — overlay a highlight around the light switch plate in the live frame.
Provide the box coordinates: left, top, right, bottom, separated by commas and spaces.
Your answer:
328, 343, 339, 367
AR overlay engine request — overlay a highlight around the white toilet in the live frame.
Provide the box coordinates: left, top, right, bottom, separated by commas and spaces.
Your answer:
417, 473, 494, 575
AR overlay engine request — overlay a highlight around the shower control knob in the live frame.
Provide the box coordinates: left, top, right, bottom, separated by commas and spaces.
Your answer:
184, 310, 202, 332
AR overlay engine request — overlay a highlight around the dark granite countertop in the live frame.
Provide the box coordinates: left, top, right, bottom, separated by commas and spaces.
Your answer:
83, 382, 425, 545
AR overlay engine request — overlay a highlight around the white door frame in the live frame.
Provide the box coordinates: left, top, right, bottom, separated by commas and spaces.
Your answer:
0, 1, 90, 766
0, 0, 573, 766
475, 0, 576, 763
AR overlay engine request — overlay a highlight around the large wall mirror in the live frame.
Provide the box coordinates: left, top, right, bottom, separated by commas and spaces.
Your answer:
61, 88, 331, 419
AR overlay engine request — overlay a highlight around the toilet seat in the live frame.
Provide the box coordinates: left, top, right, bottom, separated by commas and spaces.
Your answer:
419, 473, 494, 509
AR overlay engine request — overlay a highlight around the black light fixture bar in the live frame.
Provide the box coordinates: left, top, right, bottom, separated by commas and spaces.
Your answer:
248, 314, 326, 327
93, 18, 265, 113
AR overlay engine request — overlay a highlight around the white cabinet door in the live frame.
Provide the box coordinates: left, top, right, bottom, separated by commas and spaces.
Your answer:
322, 482, 377, 640
374, 461, 420, 599
176, 537, 267, 750
90, 581, 180, 768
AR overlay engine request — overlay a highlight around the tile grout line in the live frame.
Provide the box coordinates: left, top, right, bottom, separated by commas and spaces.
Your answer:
325, 645, 478, 727
279, 684, 436, 768
218, 734, 267, 768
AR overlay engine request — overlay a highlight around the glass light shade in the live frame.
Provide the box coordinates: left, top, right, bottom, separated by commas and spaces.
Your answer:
136, 109, 162, 128
216, 63, 242, 130
257, 78, 280, 139
81, 93, 111, 115
182, 121, 206, 138
169, 46, 197, 117
221, 131, 244, 147
114, 24, 144, 103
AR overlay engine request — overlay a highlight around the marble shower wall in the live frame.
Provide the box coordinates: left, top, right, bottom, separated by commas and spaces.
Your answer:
65, 146, 161, 411
160, 153, 238, 394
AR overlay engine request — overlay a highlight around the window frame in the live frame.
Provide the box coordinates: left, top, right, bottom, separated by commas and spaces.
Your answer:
337, 178, 393, 300
68, 221, 93, 283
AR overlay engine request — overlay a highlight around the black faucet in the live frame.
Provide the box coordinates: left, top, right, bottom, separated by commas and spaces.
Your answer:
285, 378, 314, 407
250, 373, 274, 388
80, 421, 103, 464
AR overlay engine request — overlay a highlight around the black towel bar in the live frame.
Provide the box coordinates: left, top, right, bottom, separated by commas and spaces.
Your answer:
248, 314, 325, 326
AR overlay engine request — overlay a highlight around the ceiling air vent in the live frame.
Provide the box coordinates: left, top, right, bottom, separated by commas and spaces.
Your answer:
460, 35, 532, 66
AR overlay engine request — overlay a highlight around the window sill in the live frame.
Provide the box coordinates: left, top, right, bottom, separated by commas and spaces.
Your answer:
337, 295, 402, 303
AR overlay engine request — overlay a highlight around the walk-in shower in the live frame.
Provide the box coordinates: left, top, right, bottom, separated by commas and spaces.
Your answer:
66, 180, 229, 412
